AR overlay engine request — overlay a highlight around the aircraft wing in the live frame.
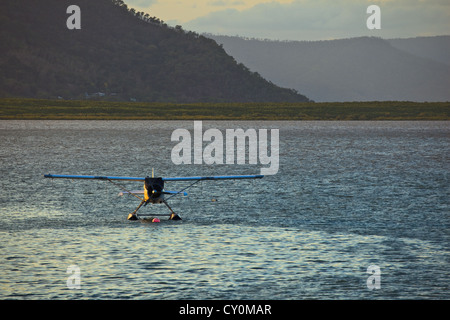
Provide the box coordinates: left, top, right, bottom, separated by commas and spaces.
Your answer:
162, 175, 264, 181
44, 174, 145, 181
44, 174, 263, 181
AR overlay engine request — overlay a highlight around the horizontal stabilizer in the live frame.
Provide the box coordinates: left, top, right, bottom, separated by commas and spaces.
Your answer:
118, 190, 144, 196
163, 190, 188, 196
118, 190, 187, 196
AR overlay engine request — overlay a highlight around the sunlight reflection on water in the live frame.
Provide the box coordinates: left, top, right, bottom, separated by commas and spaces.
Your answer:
0, 120, 448, 299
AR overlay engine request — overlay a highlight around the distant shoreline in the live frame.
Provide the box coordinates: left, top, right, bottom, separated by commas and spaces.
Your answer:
0, 98, 448, 120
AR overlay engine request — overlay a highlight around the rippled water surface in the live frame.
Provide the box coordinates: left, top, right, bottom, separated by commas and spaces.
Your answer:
0, 120, 448, 299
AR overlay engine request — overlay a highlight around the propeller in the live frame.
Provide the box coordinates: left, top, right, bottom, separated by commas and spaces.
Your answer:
145, 176, 164, 200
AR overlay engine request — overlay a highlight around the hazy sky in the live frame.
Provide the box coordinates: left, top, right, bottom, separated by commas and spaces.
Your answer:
125, 0, 450, 40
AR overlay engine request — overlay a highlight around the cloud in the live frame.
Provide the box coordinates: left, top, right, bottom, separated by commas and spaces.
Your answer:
126, 0, 158, 6
184, 0, 450, 40
209, 0, 245, 6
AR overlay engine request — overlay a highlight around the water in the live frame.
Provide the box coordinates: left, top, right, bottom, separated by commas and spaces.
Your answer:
0, 120, 448, 299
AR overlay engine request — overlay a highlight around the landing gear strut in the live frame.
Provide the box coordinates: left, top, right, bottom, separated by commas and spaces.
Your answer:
127, 200, 145, 220
164, 200, 182, 220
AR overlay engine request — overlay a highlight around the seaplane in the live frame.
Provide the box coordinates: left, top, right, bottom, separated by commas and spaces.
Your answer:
43, 170, 263, 222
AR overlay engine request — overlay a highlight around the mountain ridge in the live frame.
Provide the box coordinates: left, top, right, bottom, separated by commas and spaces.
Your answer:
208, 34, 450, 102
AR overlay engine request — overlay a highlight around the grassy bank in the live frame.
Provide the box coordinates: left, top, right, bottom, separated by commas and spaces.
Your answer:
0, 98, 449, 120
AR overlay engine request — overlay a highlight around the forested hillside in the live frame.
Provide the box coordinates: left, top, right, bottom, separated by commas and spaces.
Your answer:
0, 0, 309, 102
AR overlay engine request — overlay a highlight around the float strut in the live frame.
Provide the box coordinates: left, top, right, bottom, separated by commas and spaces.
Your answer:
127, 200, 146, 220
163, 200, 181, 220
